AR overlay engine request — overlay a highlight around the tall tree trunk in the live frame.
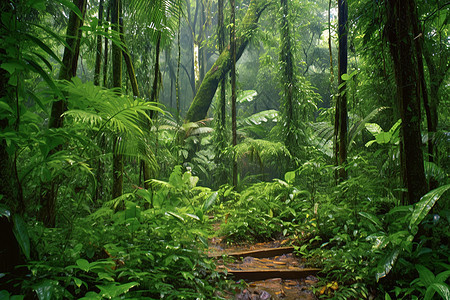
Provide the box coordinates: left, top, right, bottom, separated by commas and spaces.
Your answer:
111, 0, 123, 200
50, 0, 87, 128
185, 0, 270, 122
218, 0, 226, 130
410, 9, 437, 189
176, 5, 182, 122
103, 3, 110, 87
328, 0, 334, 81
214, 0, 227, 186
230, 0, 237, 187
93, 0, 104, 203
334, 0, 348, 182
150, 33, 162, 113
40, 0, 87, 227
386, 0, 427, 204
94, 0, 104, 86
335, 0, 348, 182
143, 32, 162, 185
279, 0, 295, 154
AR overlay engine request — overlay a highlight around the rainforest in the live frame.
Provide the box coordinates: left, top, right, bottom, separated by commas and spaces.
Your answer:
0, 0, 449, 299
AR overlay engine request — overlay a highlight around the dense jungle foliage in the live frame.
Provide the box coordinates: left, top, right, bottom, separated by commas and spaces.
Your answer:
0, 0, 449, 299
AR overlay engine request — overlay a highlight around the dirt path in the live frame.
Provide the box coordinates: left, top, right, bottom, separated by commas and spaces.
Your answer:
209, 238, 320, 299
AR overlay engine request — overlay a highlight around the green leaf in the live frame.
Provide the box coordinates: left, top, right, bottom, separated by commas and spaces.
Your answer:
237, 90, 257, 103
375, 132, 392, 144
427, 283, 450, 300
12, 215, 30, 260
24, 33, 63, 65
0, 290, 10, 299
359, 212, 383, 230
166, 211, 184, 222
0, 204, 10, 218
97, 282, 139, 298
376, 248, 400, 281
1, 61, 25, 74
365, 123, 383, 136
385, 293, 392, 300
284, 171, 295, 183
202, 192, 218, 212
29, 0, 46, 10
78, 291, 101, 300
409, 184, 450, 232
388, 119, 402, 135
23, 58, 62, 98
435, 270, 450, 283
27, 89, 48, 114
416, 264, 435, 286
76, 259, 90, 272
185, 213, 200, 221
365, 140, 376, 147
73, 277, 83, 288
54, 0, 83, 19
33, 280, 59, 300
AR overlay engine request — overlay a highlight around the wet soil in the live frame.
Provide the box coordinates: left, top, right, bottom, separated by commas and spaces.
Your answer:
209, 236, 319, 299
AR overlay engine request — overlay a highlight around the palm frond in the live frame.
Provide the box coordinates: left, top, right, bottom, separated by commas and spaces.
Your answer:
238, 110, 279, 127
129, 0, 183, 47
62, 78, 163, 137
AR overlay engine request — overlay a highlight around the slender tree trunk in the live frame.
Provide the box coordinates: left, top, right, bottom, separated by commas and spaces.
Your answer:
335, 0, 348, 182
93, 0, 104, 203
185, 0, 270, 122
111, 0, 123, 199
40, 0, 87, 227
103, 4, 110, 87
279, 0, 295, 153
328, 0, 334, 81
94, 0, 104, 86
214, 0, 227, 186
230, 0, 237, 187
50, 0, 87, 128
143, 32, 162, 185
150, 33, 162, 113
386, 0, 427, 204
176, 5, 181, 122
218, 0, 226, 130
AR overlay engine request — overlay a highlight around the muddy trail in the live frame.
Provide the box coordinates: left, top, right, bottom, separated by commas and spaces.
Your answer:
208, 236, 321, 299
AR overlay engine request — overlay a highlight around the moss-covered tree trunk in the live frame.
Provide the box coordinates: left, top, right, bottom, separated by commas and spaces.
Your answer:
49, 0, 87, 129
386, 0, 427, 204
40, 0, 87, 227
279, 0, 295, 154
185, 0, 271, 122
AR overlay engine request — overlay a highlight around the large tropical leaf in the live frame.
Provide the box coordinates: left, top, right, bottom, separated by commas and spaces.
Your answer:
409, 184, 450, 233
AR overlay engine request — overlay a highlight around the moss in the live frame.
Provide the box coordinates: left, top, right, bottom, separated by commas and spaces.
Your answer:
185, 0, 271, 122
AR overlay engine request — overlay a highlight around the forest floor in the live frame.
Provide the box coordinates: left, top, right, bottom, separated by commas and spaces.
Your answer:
208, 223, 320, 299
